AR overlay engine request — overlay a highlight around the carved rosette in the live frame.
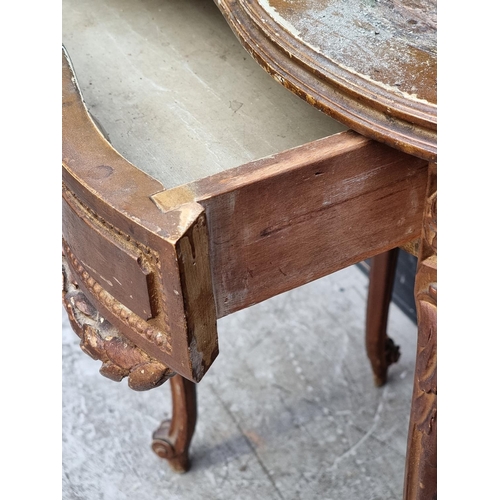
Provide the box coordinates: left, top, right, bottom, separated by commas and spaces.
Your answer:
404, 162, 437, 500
62, 253, 174, 391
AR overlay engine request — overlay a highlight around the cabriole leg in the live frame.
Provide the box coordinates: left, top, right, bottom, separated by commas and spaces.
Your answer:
366, 248, 401, 386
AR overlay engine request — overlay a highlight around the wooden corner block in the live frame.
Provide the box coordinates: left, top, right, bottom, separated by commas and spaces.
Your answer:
165, 202, 219, 382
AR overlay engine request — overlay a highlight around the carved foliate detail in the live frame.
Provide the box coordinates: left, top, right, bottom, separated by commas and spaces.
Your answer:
404, 162, 437, 499
423, 192, 437, 255
413, 298, 437, 434
62, 48, 218, 383
415, 163, 437, 433
420, 162, 437, 262
63, 254, 174, 390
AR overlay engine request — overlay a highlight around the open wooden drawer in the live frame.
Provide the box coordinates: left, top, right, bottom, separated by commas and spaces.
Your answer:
62, 44, 427, 385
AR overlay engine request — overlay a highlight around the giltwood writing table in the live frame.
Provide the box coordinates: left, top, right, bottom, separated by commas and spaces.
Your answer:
62, 0, 436, 498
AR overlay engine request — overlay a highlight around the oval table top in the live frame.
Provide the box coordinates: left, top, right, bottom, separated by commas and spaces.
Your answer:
217, 0, 437, 161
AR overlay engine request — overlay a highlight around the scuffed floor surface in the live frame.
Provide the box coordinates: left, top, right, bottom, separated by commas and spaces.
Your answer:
62, 264, 416, 500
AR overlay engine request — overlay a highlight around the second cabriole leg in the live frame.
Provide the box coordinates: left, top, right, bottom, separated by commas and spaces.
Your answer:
366, 249, 401, 386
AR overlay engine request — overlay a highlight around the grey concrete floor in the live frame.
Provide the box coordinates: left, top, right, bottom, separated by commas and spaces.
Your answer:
63, 264, 417, 500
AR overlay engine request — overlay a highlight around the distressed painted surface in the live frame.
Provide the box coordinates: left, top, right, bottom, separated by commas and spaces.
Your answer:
216, 0, 436, 159
261, 0, 437, 104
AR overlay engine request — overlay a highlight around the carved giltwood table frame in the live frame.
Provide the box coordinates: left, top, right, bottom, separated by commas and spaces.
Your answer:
63, 0, 436, 497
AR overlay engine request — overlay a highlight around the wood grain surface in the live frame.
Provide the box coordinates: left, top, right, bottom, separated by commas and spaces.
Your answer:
154, 131, 429, 317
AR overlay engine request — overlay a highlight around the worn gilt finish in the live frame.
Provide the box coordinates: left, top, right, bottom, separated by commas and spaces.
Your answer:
62, 253, 174, 390
63, 45, 428, 385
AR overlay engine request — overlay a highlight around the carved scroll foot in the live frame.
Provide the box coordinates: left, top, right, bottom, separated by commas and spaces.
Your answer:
152, 374, 197, 473
366, 248, 401, 386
